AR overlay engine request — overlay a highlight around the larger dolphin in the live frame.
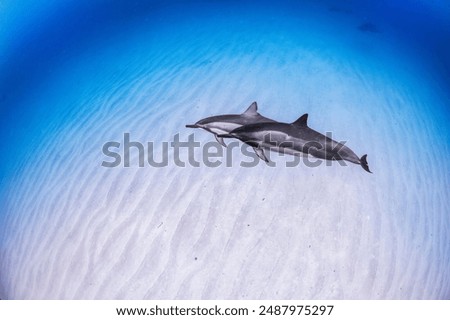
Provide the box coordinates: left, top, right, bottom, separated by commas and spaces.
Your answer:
186, 102, 275, 147
219, 114, 372, 173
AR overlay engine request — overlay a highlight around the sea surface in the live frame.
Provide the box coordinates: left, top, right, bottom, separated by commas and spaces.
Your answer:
0, 0, 449, 299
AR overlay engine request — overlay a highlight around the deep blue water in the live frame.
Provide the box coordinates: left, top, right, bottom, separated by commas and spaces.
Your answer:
1, 1, 449, 161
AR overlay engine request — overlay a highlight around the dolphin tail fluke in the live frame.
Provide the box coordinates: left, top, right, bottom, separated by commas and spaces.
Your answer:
186, 124, 197, 128
360, 154, 372, 173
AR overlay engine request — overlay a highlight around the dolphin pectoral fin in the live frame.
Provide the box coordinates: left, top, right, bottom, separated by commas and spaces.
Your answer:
253, 147, 269, 163
360, 154, 372, 173
215, 134, 227, 147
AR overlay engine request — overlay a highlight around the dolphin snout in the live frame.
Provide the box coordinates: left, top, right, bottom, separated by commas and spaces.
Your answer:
186, 124, 198, 128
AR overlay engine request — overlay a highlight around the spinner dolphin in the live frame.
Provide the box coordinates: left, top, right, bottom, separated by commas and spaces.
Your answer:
219, 114, 371, 173
186, 102, 275, 147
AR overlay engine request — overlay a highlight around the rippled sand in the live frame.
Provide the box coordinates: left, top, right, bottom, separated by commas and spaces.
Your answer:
1, 3, 449, 299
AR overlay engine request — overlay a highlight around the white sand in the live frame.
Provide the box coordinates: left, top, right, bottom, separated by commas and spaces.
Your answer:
0, 4, 449, 299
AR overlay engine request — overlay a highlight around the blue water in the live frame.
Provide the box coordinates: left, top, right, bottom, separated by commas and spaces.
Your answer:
1, 0, 449, 178
1, 0, 449, 299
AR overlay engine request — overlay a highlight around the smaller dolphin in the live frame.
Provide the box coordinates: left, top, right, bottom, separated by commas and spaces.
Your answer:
219, 114, 372, 173
186, 102, 275, 147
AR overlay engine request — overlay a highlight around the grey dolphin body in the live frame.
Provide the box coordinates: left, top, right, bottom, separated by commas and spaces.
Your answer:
219, 114, 371, 173
186, 102, 275, 147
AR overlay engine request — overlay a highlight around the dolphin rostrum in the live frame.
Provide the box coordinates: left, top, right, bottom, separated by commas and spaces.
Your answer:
186, 102, 275, 147
218, 114, 372, 173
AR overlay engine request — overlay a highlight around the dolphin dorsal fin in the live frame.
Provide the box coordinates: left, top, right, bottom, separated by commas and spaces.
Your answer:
243, 102, 258, 115
292, 113, 308, 127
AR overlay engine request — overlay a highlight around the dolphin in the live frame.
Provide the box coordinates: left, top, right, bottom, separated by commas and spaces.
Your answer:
186, 102, 275, 147
218, 114, 372, 173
